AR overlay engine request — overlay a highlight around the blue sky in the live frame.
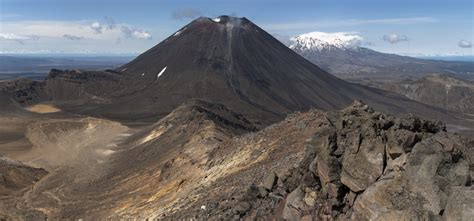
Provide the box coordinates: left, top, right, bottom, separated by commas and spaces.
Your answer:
0, 0, 472, 56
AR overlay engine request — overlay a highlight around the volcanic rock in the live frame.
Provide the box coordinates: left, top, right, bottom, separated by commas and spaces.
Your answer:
0, 156, 47, 195
166, 100, 473, 220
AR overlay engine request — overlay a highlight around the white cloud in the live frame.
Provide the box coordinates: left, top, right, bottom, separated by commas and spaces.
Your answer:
0, 33, 39, 44
458, 40, 472, 48
0, 20, 114, 39
132, 30, 152, 39
121, 26, 152, 40
90, 22, 103, 34
263, 17, 436, 31
382, 34, 409, 44
0, 20, 152, 41
0, 19, 155, 54
0, 33, 34, 40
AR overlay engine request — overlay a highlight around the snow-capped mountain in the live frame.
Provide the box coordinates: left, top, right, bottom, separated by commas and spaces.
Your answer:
287, 31, 473, 81
289, 32, 363, 52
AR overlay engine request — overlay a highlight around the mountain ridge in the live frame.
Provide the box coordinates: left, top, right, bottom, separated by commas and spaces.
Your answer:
288, 31, 474, 81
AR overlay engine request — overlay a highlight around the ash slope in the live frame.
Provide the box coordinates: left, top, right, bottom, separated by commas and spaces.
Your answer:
41, 16, 472, 132
0, 99, 258, 219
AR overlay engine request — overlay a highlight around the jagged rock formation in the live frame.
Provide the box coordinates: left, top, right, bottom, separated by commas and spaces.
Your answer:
380, 74, 474, 115
46, 69, 122, 102
164, 101, 473, 220
0, 78, 46, 106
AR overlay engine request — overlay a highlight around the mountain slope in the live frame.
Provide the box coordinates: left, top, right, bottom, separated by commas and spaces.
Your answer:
112, 16, 356, 123
5, 100, 471, 220
164, 101, 473, 220
379, 74, 474, 114
0, 99, 257, 219
36, 16, 471, 134
289, 32, 474, 82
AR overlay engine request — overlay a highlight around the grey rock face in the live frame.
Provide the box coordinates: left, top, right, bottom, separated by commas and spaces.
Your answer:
283, 186, 305, 221
262, 172, 277, 191
146, 101, 472, 220
444, 186, 474, 221
276, 101, 472, 220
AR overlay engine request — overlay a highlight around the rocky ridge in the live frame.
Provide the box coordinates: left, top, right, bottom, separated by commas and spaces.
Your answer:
167, 101, 473, 220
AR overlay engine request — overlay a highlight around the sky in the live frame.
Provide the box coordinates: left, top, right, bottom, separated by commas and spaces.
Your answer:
0, 0, 472, 56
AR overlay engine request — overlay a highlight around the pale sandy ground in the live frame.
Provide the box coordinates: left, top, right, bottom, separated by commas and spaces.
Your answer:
25, 104, 61, 113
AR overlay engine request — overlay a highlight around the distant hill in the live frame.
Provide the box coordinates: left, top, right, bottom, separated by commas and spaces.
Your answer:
379, 74, 474, 115
288, 32, 474, 82
0, 55, 133, 80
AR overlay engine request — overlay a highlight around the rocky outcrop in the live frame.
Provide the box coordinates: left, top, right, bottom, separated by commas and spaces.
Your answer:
174, 100, 472, 220
444, 186, 474, 221
0, 78, 46, 105
0, 156, 48, 195
46, 69, 122, 102
276, 101, 472, 220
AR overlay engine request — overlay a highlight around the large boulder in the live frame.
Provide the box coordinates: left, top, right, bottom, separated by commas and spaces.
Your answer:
340, 136, 385, 193
352, 133, 472, 220
444, 186, 474, 221
283, 186, 306, 221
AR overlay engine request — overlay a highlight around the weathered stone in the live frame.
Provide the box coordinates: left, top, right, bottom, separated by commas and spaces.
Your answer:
420, 119, 445, 133
301, 215, 313, 221
0, 173, 5, 186
386, 129, 420, 156
283, 187, 305, 221
433, 132, 462, 152
443, 186, 474, 221
309, 156, 318, 176
340, 137, 384, 192
258, 186, 268, 198
317, 154, 340, 185
262, 172, 277, 191
397, 115, 422, 131
303, 189, 317, 207
352, 178, 424, 220
344, 191, 357, 206
405, 136, 470, 215
337, 130, 361, 154
384, 153, 407, 177
352, 134, 472, 221
233, 201, 251, 214
386, 141, 404, 159
327, 182, 344, 199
